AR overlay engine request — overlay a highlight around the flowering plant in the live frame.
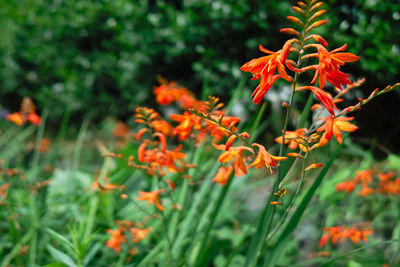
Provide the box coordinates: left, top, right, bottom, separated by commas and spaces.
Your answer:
1, 1, 399, 266
98, 1, 399, 266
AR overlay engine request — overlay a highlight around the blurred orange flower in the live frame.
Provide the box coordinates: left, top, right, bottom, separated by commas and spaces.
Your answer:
319, 224, 372, 248
106, 229, 126, 253
137, 190, 165, 211
170, 112, 202, 140
130, 228, 152, 243
6, 97, 41, 126
212, 166, 233, 185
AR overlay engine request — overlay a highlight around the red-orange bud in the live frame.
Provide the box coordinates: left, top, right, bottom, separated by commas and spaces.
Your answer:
167, 180, 176, 191
306, 163, 323, 171
297, 1, 307, 9
225, 135, 238, 151
292, 6, 306, 17
287, 16, 305, 28
280, 28, 301, 37
309, 10, 327, 21
136, 128, 149, 140
306, 20, 327, 32
309, 2, 324, 13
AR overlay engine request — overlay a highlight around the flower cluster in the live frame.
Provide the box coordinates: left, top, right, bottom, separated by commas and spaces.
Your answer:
336, 169, 400, 196
191, 107, 286, 184
6, 97, 41, 126
154, 78, 205, 110
106, 220, 152, 254
318, 223, 373, 248
240, 1, 364, 151
134, 107, 191, 176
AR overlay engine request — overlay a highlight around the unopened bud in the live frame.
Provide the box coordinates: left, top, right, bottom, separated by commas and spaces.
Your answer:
306, 163, 323, 171
287, 16, 305, 27
287, 152, 304, 158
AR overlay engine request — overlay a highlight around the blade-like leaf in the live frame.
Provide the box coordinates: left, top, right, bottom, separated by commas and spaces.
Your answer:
47, 244, 78, 267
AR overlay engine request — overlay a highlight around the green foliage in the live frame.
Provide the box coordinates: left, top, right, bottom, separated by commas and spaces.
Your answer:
1, 1, 400, 266
1, 0, 399, 121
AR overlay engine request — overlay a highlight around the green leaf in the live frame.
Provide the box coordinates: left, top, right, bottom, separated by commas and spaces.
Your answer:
47, 244, 78, 267
46, 228, 75, 253
387, 154, 400, 171
82, 243, 102, 265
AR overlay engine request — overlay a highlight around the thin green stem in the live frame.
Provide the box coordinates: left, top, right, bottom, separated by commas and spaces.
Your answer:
266, 152, 308, 244
189, 109, 254, 151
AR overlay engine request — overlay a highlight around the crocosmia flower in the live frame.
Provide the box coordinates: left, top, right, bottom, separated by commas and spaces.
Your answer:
304, 44, 359, 89
317, 115, 358, 145
248, 143, 287, 173
241, 39, 296, 104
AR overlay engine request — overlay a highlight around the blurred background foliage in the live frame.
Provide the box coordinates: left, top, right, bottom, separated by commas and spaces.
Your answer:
1, 0, 399, 151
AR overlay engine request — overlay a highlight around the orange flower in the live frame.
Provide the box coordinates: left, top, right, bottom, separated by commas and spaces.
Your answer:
7, 112, 24, 126
91, 180, 125, 192
317, 116, 358, 145
354, 170, 373, 185
358, 186, 375, 197
130, 227, 152, 243
154, 84, 176, 105
153, 81, 187, 105
170, 112, 202, 140
164, 146, 187, 173
151, 120, 172, 136
204, 113, 241, 141
336, 180, 355, 193
298, 86, 337, 115
319, 224, 372, 248
212, 166, 234, 185
137, 190, 165, 211
138, 139, 186, 174
106, 229, 126, 253
275, 128, 307, 150
153, 80, 205, 109
378, 171, 395, 182
241, 39, 296, 104
27, 112, 41, 125
248, 143, 287, 173
212, 143, 252, 176
7, 97, 42, 126
112, 121, 129, 138
0, 183, 10, 205
304, 44, 359, 89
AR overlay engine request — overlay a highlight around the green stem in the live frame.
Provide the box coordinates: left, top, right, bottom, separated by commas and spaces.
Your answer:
1, 227, 36, 267
160, 211, 174, 267
189, 172, 235, 267
266, 152, 308, 244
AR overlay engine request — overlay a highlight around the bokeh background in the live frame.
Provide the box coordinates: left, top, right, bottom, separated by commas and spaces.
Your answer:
1, 0, 399, 153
